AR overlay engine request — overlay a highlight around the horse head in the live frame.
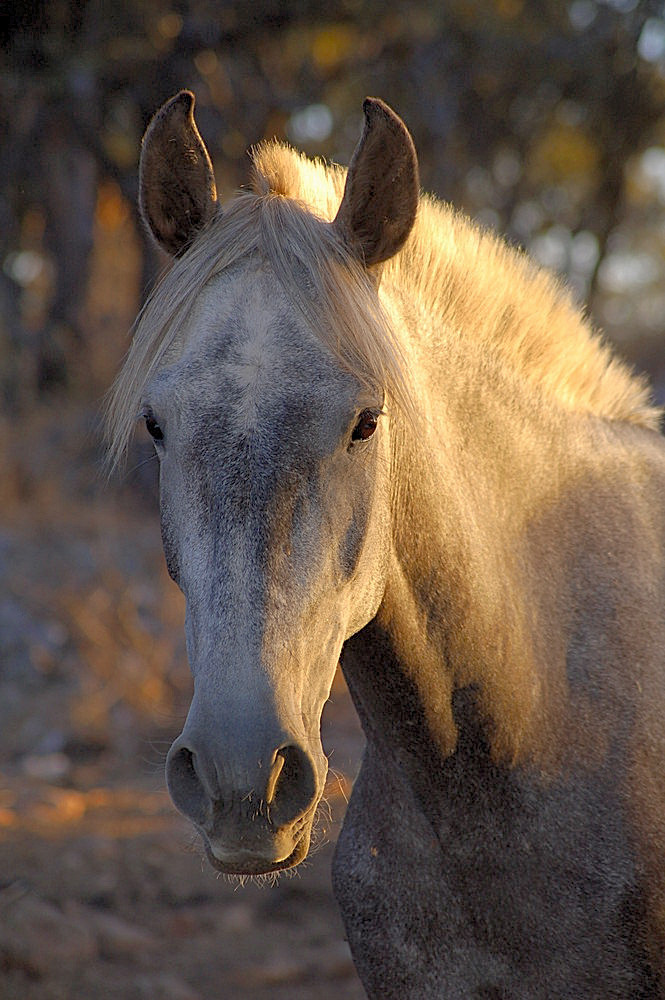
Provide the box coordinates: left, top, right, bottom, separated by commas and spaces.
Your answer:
132, 92, 418, 874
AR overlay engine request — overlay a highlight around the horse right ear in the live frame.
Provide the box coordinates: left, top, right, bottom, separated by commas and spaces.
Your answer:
333, 98, 419, 269
139, 91, 218, 257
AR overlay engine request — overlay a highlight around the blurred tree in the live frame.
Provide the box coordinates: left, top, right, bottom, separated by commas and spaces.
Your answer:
1, 0, 664, 403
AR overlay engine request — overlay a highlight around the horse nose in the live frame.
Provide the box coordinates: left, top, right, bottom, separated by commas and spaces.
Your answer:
165, 735, 319, 830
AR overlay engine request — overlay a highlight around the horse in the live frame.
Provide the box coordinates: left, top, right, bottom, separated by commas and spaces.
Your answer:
107, 90, 665, 998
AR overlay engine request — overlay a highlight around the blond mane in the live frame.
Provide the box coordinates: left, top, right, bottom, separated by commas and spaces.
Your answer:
107, 141, 660, 468
256, 142, 660, 432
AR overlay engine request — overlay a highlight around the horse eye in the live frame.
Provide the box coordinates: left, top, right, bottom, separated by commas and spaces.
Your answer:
145, 415, 164, 441
351, 409, 379, 442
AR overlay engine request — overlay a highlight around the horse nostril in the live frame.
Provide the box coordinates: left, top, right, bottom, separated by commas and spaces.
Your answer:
165, 743, 209, 826
165, 736, 320, 834
268, 744, 318, 827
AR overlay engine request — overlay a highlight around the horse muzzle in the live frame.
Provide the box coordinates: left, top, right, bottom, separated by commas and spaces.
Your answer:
165, 729, 325, 875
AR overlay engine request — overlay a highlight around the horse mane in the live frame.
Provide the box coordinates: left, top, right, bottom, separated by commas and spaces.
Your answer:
256, 142, 661, 433
107, 141, 660, 469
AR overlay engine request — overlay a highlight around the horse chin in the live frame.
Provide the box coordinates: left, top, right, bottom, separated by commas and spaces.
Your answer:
200, 827, 312, 877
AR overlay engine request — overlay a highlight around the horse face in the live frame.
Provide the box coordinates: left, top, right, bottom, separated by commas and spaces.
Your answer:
127, 89, 419, 874
147, 261, 391, 874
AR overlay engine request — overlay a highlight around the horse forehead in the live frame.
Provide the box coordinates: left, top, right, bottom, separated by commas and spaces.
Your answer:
187, 264, 297, 371
153, 263, 358, 447
178, 268, 352, 419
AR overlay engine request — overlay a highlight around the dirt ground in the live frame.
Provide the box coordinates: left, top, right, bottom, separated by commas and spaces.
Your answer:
0, 401, 366, 1000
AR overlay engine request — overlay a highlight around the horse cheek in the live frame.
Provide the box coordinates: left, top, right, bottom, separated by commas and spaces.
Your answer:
158, 494, 181, 583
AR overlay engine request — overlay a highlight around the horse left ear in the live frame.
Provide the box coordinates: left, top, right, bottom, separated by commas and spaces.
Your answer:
333, 98, 419, 269
139, 90, 218, 257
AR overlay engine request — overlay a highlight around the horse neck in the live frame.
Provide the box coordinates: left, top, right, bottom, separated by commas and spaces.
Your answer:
351, 339, 579, 770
